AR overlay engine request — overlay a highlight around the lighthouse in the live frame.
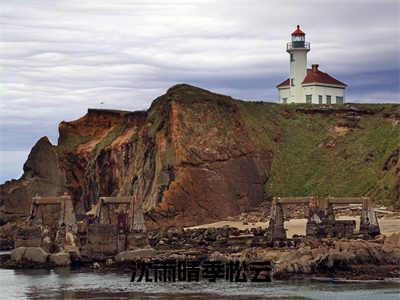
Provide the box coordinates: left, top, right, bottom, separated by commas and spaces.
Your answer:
288, 25, 310, 103
277, 25, 347, 104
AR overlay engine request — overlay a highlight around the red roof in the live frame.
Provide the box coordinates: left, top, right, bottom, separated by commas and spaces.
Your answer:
291, 25, 305, 36
276, 78, 290, 88
277, 65, 347, 88
302, 66, 347, 86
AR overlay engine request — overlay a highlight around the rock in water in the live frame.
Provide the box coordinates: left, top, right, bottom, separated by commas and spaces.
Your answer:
23, 247, 49, 264
49, 252, 71, 266
11, 247, 49, 265
10, 247, 26, 262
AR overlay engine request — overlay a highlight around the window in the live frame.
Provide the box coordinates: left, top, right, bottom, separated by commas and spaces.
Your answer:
290, 53, 294, 62
336, 96, 344, 104
306, 95, 312, 104
291, 78, 294, 86
282, 98, 287, 104
318, 95, 323, 104
326, 95, 331, 105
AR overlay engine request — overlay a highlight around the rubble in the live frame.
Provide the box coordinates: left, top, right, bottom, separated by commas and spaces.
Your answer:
272, 235, 400, 279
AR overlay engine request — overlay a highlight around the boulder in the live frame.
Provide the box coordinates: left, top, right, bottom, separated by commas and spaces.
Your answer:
24, 247, 48, 264
10, 247, 26, 262
115, 247, 157, 262
49, 252, 70, 266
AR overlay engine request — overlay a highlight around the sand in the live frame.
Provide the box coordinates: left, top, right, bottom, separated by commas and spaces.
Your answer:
187, 216, 400, 237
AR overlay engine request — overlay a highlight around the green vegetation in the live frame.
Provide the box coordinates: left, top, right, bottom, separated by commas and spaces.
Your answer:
166, 86, 399, 207
237, 102, 400, 207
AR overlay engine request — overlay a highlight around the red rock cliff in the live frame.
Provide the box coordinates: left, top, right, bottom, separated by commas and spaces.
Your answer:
1, 84, 399, 227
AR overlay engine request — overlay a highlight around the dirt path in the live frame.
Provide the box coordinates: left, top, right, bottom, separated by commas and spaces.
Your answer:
187, 216, 400, 237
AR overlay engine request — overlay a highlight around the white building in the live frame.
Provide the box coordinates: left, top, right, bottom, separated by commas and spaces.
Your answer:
277, 25, 347, 104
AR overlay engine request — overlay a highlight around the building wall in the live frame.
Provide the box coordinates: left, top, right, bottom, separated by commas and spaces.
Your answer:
303, 85, 345, 104
278, 87, 290, 103
289, 49, 308, 103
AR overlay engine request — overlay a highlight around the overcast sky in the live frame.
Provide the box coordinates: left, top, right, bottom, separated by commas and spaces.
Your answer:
0, 0, 399, 183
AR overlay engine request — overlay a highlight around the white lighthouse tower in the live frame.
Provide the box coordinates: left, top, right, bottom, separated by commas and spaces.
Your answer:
277, 25, 347, 104
288, 25, 310, 103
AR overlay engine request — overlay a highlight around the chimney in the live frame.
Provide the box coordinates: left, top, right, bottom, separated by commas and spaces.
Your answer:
312, 64, 319, 72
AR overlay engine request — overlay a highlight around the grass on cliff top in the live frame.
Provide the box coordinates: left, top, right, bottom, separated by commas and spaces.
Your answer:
162, 86, 399, 206
237, 102, 399, 206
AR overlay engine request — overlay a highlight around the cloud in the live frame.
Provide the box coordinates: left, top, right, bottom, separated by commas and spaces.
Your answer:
0, 0, 399, 182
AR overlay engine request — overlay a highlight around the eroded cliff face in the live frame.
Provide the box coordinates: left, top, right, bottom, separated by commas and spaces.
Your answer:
146, 87, 270, 227
64, 86, 270, 227
0, 84, 399, 228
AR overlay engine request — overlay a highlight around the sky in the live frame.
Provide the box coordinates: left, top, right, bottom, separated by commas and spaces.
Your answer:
0, 0, 399, 183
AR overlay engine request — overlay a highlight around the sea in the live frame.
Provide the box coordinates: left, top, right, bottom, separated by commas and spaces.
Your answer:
0, 266, 399, 300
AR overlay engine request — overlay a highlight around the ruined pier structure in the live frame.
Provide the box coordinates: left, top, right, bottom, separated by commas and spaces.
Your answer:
16, 193, 148, 257
80, 196, 148, 257
16, 193, 77, 251
267, 196, 380, 241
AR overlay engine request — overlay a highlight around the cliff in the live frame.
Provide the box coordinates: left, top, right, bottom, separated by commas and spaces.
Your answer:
1, 84, 399, 228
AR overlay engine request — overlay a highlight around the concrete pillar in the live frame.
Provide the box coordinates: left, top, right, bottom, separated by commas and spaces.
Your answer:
267, 199, 286, 241
360, 198, 380, 236
306, 206, 322, 238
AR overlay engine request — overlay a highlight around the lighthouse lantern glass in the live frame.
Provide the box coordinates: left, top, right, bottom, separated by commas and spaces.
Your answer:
292, 35, 304, 42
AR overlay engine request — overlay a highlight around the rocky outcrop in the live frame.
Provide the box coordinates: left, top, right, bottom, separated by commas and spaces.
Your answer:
270, 236, 400, 279
0, 137, 66, 223
0, 84, 399, 228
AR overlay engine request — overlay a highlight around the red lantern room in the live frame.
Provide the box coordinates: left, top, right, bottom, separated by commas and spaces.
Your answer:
288, 25, 309, 50
292, 25, 305, 42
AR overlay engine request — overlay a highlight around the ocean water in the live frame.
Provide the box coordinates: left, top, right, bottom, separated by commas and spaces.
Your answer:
0, 267, 399, 300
